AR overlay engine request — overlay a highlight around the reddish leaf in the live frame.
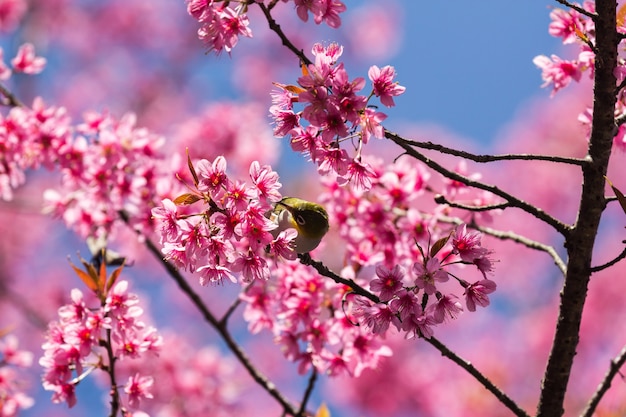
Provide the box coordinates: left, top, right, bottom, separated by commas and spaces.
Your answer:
574, 26, 589, 43
98, 253, 107, 293
70, 262, 99, 291
174, 192, 202, 205
605, 176, 626, 215
430, 233, 451, 258
106, 261, 126, 292
187, 149, 199, 187
272, 81, 306, 95
300, 60, 310, 77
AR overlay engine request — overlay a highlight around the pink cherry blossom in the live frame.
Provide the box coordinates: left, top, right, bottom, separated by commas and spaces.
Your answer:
124, 373, 154, 409
368, 65, 406, 107
196, 4, 252, 55
293, 0, 325, 23
548, 7, 584, 44
11, 42, 46, 74
370, 265, 404, 302
464, 279, 497, 312
427, 294, 464, 323
451, 223, 486, 262
313, 0, 346, 28
533, 54, 583, 96
249, 160, 282, 203
196, 155, 230, 198
413, 257, 449, 295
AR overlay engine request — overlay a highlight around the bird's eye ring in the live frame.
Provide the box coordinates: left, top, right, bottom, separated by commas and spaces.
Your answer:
295, 214, 306, 225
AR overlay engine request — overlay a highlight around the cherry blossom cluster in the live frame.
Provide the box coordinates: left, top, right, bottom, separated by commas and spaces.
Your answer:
240, 260, 392, 377
0, 43, 48, 200
40, 271, 162, 413
185, 0, 346, 55
534, 2, 626, 151
42, 110, 175, 240
533, 2, 595, 96
0, 334, 34, 416
351, 224, 496, 339
318, 156, 497, 338
270, 42, 406, 191
151, 155, 295, 285
0, 37, 177, 242
0, 79, 174, 240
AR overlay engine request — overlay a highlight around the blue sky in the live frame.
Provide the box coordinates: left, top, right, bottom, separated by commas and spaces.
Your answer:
388, 1, 563, 145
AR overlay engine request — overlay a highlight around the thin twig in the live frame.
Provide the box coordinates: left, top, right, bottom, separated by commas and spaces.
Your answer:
434, 194, 510, 212
0, 83, 23, 107
105, 328, 120, 417
555, 0, 597, 19
615, 76, 626, 96
426, 337, 531, 417
474, 223, 567, 276
386, 132, 572, 237
386, 132, 588, 167
297, 254, 380, 303
297, 369, 318, 416
590, 246, 626, 272
580, 345, 626, 417
266, 0, 281, 10
438, 215, 568, 276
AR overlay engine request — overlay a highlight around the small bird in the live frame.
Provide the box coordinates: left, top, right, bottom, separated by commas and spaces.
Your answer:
270, 197, 329, 254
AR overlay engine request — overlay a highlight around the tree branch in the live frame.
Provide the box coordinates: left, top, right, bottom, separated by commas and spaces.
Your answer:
426, 337, 530, 417
386, 132, 588, 167
580, 344, 626, 417
590, 245, 626, 273
105, 328, 121, 417
0, 83, 23, 107
299, 253, 529, 416
555, 0, 597, 19
219, 293, 245, 327
434, 194, 510, 212
537, 1, 618, 415
386, 132, 572, 237
138, 230, 300, 416
297, 369, 318, 416
438, 215, 568, 276
297, 254, 380, 303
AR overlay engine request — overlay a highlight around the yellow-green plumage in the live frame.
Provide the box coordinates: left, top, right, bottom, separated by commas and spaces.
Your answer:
271, 197, 329, 253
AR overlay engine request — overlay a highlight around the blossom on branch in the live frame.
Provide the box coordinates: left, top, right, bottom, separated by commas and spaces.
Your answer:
40, 263, 162, 412
152, 156, 298, 284
271, 42, 406, 191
